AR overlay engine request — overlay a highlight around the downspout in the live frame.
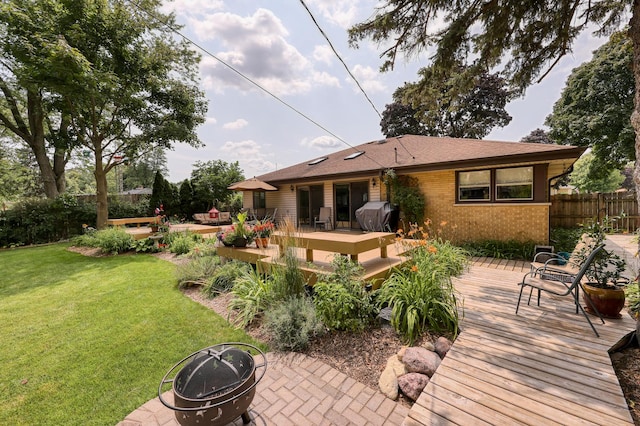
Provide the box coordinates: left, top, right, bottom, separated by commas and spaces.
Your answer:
547, 165, 574, 245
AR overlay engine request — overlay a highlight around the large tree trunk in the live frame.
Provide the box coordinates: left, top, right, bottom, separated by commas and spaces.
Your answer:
94, 146, 109, 229
27, 90, 61, 198
630, 1, 640, 260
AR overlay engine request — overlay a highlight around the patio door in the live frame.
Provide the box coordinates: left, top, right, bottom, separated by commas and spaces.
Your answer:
297, 185, 324, 227
334, 181, 369, 229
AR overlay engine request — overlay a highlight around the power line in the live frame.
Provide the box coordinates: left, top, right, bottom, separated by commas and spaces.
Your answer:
125, 0, 387, 170
298, 0, 383, 120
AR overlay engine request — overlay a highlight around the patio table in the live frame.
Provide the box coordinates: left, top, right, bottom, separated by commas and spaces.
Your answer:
271, 231, 396, 262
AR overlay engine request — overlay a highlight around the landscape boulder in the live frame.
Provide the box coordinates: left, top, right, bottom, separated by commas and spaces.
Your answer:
398, 372, 430, 401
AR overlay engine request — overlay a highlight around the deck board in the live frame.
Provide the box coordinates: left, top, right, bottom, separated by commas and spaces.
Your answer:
405, 263, 636, 426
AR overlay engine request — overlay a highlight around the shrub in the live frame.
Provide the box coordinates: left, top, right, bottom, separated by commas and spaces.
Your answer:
270, 247, 307, 301
169, 233, 196, 255
460, 239, 535, 260
188, 241, 218, 258
313, 256, 376, 331
175, 256, 221, 289
229, 269, 275, 327
379, 236, 468, 344
92, 227, 135, 254
132, 237, 160, 253
550, 227, 583, 253
202, 261, 252, 298
265, 296, 324, 351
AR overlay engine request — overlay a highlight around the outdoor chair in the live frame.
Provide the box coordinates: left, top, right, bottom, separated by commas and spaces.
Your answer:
516, 244, 606, 337
529, 233, 592, 282
314, 207, 332, 230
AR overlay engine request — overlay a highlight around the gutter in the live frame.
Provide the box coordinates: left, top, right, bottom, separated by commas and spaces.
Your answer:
547, 165, 574, 245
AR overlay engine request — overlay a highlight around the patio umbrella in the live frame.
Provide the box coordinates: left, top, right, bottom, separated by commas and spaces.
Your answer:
227, 177, 278, 191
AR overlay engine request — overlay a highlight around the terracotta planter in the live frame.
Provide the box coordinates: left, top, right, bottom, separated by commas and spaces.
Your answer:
582, 283, 626, 319
150, 225, 159, 233
255, 237, 269, 248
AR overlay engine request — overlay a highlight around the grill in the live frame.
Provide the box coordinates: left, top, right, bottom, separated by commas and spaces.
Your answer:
355, 201, 395, 232
158, 342, 267, 425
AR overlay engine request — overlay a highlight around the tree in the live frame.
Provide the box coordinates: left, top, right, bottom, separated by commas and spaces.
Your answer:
190, 160, 244, 213
570, 152, 624, 193
381, 63, 512, 139
380, 100, 425, 137
123, 148, 168, 190
546, 31, 635, 178
520, 129, 555, 144
178, 180, 195, 218
0, 0, 207, 228
348, 0, 640, 223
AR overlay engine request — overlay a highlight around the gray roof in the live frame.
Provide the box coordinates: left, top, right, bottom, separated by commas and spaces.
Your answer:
258, 135, 585, 184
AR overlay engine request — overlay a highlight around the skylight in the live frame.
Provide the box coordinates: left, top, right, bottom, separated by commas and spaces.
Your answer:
308, 157, 327, 165
344, 151, 364, 160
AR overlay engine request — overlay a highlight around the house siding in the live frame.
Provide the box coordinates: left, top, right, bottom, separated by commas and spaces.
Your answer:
413, 170, 549, 244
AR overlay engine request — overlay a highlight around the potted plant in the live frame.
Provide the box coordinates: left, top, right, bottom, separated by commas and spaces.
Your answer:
574, 222, 628, 318
218, 212, 255, 248
253, 220, 275, 248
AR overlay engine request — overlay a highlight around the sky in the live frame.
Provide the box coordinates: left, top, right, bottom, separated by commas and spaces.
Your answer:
160, 0, 607, 183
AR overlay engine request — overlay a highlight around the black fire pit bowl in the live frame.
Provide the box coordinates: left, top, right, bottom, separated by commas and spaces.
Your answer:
159, 342, 267, 426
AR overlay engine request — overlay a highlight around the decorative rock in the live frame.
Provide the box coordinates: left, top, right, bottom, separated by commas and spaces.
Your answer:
403, 346, 441, 377
386, 354, 407, 377
434, 336, 453, 359
397, 346, 408, 361
398, 372, 430, 401
421, 341, 435, 352
378, 364, 399, 400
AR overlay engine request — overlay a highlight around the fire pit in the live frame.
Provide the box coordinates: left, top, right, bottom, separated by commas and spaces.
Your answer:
158, 342, 267, 425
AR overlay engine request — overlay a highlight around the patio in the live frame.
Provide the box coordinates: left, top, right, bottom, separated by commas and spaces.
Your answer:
120, 237, 637, 425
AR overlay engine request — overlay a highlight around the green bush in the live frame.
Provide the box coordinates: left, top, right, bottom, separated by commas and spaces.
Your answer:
93, 227, 135, 254
270, 247, 306, 301
378, 239, 467, 344
313, 256, 376, 331
229, 269, 275, 327
265, 296, 324, 351
550, 227, 583, 253
202, 261, 252, 298
188, 241, 218, 257
132, 237, 160, 253
169, 233, 196, 255
460, 239, 535, 260
175, 256, 221, 289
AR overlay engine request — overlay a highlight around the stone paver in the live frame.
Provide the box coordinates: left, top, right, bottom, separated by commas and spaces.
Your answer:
117, 352, 409, 426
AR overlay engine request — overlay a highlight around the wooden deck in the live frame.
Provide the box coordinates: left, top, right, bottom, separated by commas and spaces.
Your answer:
405, 261, 637, 426
122, 223, 220, 240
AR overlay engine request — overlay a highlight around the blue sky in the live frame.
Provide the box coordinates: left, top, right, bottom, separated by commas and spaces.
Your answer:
161, 0, 606, 183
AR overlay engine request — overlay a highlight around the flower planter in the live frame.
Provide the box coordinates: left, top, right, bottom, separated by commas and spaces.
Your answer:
582, 283, 626, 319
255, 237, 269, 248
223, 237, 247, 248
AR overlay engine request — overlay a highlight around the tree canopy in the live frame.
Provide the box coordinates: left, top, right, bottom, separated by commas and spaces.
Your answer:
0, 0, 207, 227
381, 63, 512, 138
520, 128, 555, 144
546, 31, 635, 178
190, 160, 244, 213
569, 152, 624, 193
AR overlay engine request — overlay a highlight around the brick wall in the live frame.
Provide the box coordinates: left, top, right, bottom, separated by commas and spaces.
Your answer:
408, 170, 549, 244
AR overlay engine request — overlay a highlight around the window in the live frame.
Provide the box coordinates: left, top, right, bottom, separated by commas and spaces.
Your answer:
457, 166, 537, 202
458, 170, 490, 201
253, 191, 266, 209
344, 151, 364, 160
496, 167, 533, 200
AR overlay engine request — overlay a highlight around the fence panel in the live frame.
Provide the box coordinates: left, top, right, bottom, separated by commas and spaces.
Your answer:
550, 192, 639, 232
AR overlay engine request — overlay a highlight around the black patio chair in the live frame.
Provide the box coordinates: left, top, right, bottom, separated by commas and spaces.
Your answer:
516, 244, 606, 337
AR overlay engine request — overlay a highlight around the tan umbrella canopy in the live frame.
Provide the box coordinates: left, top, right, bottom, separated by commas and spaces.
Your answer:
227, 177, 278, 191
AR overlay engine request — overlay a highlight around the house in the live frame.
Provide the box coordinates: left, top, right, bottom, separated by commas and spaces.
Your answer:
244, 135, 585, 244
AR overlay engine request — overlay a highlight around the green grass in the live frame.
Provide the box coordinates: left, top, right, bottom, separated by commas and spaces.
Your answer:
0, 244, 263, 425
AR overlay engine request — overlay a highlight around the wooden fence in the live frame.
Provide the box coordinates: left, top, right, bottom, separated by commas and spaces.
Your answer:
550, 192, 639, 232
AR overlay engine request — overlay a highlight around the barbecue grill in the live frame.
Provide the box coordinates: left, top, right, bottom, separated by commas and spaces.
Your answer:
158, 342, 267, 425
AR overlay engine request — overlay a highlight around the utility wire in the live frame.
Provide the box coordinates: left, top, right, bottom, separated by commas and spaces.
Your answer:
298, 0, 383, 120
125, 0, 387, 170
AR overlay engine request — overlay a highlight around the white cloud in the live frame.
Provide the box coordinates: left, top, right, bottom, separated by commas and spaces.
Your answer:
161, 0, 224, 16
349, 64, 386, 93
312, 71, 341, 87
205, 116, 217, 125
192, 9, 341, 96
306, 0, 366, 29
221, 140, 262, 156
223, 119, 249, 130
301, 135, 342, 150
313, 45, 334, 65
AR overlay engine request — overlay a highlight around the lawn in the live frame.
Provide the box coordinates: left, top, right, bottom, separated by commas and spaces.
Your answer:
0, 244, 263, 425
